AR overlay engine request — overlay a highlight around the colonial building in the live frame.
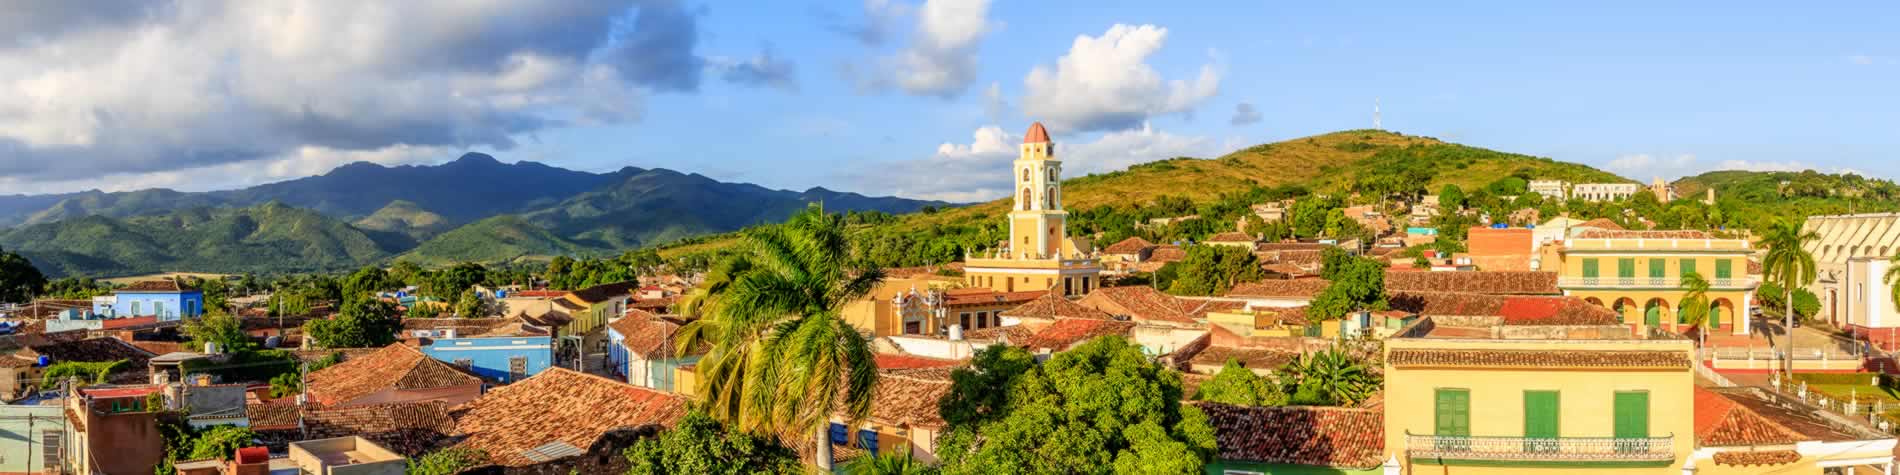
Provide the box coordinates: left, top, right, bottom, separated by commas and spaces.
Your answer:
1528, 180, 1571, 201
1570, 183, 1641, 202
1800, 213, 1900, 340
1383, 312, 1697, 473
1551, 230, 1757, 335
90, 280, 205, 321
963, 122, 1102, 297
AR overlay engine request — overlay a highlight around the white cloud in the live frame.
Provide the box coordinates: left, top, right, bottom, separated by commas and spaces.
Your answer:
846, 0, 996, 98
1021, 24, 1221, 132
845, 123, 1216, 201
0, 144, 453, 194
1605, 153, 1697, 176
0, 0, 791, 189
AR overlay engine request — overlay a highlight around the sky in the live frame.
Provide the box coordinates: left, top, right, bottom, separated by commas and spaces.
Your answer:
0, 1, 1894, 202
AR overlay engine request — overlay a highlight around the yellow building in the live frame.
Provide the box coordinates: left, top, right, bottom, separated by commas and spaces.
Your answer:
1550, 230, 1757, 335
1384, 314, 1697, 473
839, 274, 1042, 338
962, 122, 1102, 297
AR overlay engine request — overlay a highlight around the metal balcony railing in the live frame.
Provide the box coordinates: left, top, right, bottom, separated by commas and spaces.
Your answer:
1406, 434, 1675, 463
1558, 277, 1756, 289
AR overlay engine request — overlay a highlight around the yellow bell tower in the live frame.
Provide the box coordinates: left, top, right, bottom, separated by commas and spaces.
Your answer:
1009, 122, 1065, 259
964, 122, 1101, 297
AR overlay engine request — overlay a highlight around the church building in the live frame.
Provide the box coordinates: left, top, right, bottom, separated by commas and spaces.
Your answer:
962, 122, 1102, 296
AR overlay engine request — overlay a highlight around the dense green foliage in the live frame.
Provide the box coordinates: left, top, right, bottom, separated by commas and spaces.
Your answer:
1309, 249, 1389, 321
1280, 348, 1381, 406
622, 409, 802, 475
180, 350, 299, 384
1165, 245, 1265, 296
842, 451, 938, 475
41, 360, 126, 387
1676, 170, 1900, 231
0, 246, 45, 302
0, 203, 400, 277
1193, 359, 1288, 407
305, 298, 401, 348
184, 312, 254, 354
156, 422, 259, 474
408, 448, 490, 475
39, 276, 115, 299
936, 338, 1216, 475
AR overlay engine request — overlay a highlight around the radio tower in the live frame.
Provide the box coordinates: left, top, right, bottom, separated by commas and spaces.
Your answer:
1373, 98, 1382, 130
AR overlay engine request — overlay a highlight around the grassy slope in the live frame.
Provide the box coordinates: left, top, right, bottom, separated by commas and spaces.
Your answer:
657, 129, 1632, 258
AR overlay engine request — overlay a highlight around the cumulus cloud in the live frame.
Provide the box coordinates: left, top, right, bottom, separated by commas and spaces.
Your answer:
0, 0, 790, 189
711, 46, 799, 92
1230, 102, 1262, 125
844, 123, 1216, 201
1020, 24, 1221, 132
1605, 153, 1697, 174
820, 0, 908, 46
845, 0, 996, 98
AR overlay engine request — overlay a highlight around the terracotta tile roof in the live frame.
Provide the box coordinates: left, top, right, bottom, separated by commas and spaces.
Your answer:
1387, 349, 1690, 369
13, 338, 153, 383
1227, 279, 1331, 299
1707, 387, 1875, 443
1577, 218, 1626, 231
942, 289, 1045, 308
1001, 292, 1114, 321
1023, 122, 1050, 143
304, 343, 482, 406
1575, 229, 1713, 240
1711, 450, 1801, 466
568, 281, 636, 304
1103, 237, 1156, 255
1187, 300, 1246, 319
1198, 402, 1385, 469
1207, 232, 1256, 243
99, 316, 162, 330
1695, 387, 1801, 447
1386, 292, 1619, 325
607, 311, 704, 360
246, 402, 299, 430
124, 340, 185, 356
1187, 346, 1298, 372
1022, 319, 1136, 351
447, 367, 688, 467
1078, 286, 1198, 324
961, 323, 1041, 343
118, 280, 196, 292
1255, 242, 1332, 252
873, 353, 963, 370
1383, 271, 1559, 295
866, 371, 954, 428
303, 401, 456, 456
1148, 245, 1187, 262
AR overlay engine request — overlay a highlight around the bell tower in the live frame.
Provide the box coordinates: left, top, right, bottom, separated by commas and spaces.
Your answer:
1008, 122, 1066, 259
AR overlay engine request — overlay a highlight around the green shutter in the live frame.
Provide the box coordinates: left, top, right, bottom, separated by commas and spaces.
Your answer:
1524, 391, 1560, 452
1680, 259, 1697, 278
1647, 259, 1664, 279
1582, 259, 1599, 278
1617, 258, 1635, 278
1435, 389, 1470, 436
1716, 259, 1733, 279
1614, 391, 1649, 438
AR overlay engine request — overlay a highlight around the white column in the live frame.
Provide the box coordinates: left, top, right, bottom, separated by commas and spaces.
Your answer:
1741, 292, 1753, 335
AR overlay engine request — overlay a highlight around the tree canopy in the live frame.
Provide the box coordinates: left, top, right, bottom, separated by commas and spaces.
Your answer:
1193, 359, 1287, 407
623, 409, 801, 475
0, 247, 46, 303
304, 297, 401, 348
1165, 245, 1264, 296
1309, 249, 1388, 321
936, 338, 1216, 475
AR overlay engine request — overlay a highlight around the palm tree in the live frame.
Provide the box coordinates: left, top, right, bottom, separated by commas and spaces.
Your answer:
1886, 254, 1900, 323
1281, 348, 1380, 406
674, 204, 885, 471
841, 450, 936, 475
1760, 219, 1819, 376
1678, 272, 1712, 343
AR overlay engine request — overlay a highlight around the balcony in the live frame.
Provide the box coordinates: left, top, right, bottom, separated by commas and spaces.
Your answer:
1558, 277, 1756, 290
1406, 434, 1675, 466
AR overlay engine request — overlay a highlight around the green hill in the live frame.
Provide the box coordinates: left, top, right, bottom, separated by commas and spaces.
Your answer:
353, 200, 454, 241
1673, 169, 1900, 229
0, 203, 398, 277
400, 215, 605, 266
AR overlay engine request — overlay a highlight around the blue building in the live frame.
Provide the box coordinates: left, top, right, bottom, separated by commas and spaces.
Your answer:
606, 311, 704, 392
92, 280, 204, 321
410, 317, 556, 384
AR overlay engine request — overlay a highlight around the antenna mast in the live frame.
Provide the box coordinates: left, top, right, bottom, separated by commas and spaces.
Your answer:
1373, 98, 1382, 130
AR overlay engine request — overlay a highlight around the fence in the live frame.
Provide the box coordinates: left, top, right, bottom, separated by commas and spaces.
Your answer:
1771, 375, 1900, 436
1704, 347, 1866, 371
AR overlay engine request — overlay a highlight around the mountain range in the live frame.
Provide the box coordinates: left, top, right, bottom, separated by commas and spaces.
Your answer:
0, 154, 949, 277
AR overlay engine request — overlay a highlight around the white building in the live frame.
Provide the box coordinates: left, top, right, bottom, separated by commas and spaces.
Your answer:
1570, 183, 1641, 202
1527, 180, 1570, 201
1801, 213, 1900, 340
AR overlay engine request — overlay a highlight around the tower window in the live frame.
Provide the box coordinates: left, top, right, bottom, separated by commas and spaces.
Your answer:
1046, 186, 1056, 209
1048, 167, 1057, 181
1022, 168, 1029, 181
1021, 188, 1031, 210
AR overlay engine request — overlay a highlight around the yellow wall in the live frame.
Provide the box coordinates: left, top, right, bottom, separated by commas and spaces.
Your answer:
840, 276, 962, 337
1383, 336, 1697, 474
1556, 237, 1756, 334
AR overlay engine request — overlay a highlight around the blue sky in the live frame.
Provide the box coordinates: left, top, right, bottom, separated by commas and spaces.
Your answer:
0, 1, 1893, 201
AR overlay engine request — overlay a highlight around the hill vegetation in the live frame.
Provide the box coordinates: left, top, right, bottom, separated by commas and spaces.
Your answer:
0, 203, 399, 277
1673, 169, 1900, 230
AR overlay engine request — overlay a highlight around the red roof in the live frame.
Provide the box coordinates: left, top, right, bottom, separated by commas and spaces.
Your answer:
1199, 402, 1385, 469
1694, 387, 1800, 447
80, 385, 162, 399
99, 316, 160, 330
510, 290, 567, 298
1024, 122, 1050, 143
1022, 319, 1136, 351
236, 446, 269, 464
873, 353, 963, 370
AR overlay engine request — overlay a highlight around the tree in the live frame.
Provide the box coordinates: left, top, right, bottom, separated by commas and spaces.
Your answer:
1759, 219, 1818, 376
269, 371, 301, 398
408, 448, 488, 475
184, 312, 254, 354
623, 409, 801, 475
842, 451, 937, 475
342, 266, 396, 305
1438, 184, 1466, 211
1165, 245, 1264, 296
1309, 256, 1387, 321
1885, 253, 1900, 322
304, 298, 401, 348
1194, 359, 1287, 407
186, 425, 258, 461
1677, 272, 1712, 332
672, 204, 884, 471
939, 344, 1039, 427
936, 337, 1216, 475
0, 247, 46, 303
1279, 348, 1379, 406
41, 360, 126, 388
454, 288, 486, 318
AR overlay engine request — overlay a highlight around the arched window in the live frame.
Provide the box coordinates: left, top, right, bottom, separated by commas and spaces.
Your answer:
1021, 168, 1029, 182
1046, 186, 1056, 209
1048, 167, 1057, 181
1021, 188, 1031, 210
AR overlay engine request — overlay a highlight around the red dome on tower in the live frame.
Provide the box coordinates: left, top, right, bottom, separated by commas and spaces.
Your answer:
1023, 122, 1050, 144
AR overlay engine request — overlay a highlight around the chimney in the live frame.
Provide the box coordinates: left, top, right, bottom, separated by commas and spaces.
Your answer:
230, 446, 270, 475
